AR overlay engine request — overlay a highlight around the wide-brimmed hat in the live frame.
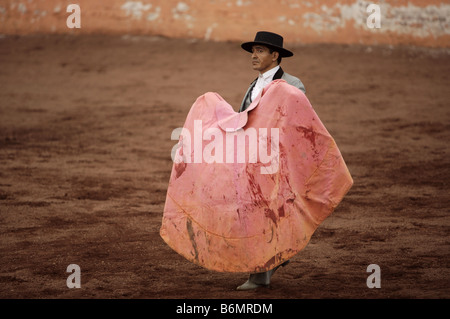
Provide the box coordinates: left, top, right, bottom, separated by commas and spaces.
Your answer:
241, 31, 293, 57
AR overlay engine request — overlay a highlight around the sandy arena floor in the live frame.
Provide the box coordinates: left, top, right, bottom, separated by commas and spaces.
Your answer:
0, 34, 449, 299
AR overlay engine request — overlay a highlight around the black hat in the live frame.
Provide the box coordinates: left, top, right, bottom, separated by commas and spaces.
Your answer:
241, 31, 293, 57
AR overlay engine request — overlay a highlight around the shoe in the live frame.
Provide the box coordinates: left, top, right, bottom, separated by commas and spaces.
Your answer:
236, 260, 291, 290
236, 280, 265, 291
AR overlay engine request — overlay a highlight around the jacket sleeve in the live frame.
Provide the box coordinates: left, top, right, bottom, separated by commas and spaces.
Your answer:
282, 73, 306, 94
292, 79, 306, 94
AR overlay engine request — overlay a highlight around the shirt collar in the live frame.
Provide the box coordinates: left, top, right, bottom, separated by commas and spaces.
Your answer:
259, 65, 280, 80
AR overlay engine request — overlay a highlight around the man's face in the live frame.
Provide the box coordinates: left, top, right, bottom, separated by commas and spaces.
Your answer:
251, 45, 278, 74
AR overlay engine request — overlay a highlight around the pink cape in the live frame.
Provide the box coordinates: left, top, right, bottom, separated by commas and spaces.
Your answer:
160, 80, 353, 273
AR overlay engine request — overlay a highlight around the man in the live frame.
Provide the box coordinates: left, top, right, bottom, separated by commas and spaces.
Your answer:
160, 31, 352, 293
237, 31, 306, 290
239, 31, 306, 113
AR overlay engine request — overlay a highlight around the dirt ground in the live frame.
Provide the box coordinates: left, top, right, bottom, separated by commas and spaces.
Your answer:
0, 34, 449, 299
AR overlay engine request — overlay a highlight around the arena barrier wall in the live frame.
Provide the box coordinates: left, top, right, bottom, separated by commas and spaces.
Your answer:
0, 0, 449, 47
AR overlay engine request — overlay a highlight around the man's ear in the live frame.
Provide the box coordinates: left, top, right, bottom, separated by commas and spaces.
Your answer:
272, 51, 279, 62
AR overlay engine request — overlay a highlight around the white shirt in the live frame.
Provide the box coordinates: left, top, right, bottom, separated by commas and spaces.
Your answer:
251, 65, 280, 101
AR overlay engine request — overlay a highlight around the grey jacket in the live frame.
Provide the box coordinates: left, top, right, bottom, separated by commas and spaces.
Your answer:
239, 67, 306, 112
